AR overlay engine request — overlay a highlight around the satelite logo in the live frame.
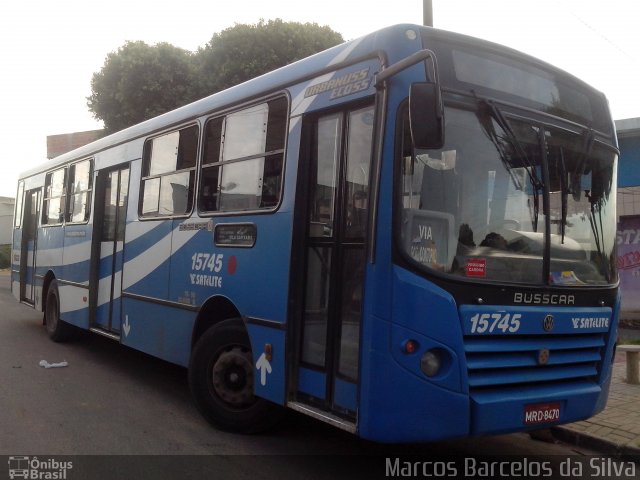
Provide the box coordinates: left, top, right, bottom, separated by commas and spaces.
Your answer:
8, 456, 72, 479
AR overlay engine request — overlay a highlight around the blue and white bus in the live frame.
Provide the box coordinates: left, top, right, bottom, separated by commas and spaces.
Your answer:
12, 24, 619, 442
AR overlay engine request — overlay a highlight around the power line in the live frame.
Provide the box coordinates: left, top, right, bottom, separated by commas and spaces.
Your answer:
566, 7, 638, 62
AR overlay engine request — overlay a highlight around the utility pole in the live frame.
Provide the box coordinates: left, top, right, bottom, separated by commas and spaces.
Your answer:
423, 0, 433, 27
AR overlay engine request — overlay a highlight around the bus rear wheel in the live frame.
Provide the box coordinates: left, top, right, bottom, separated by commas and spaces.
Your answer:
44, 279, 76, 342
188, 318, 283, 433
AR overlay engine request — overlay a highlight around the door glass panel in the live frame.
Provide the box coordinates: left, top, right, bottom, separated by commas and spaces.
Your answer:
345, 106, 374, 238
301, 246, 332, 367
103, 172, 118, 242
309, 114, 342, 238
117, 169, 129, 241
337, 248, 365, 380
21, 190, 40, 303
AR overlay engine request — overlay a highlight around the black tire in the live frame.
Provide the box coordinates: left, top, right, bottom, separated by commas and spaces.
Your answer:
44, 280, 77, 342
188, 318, 284, 433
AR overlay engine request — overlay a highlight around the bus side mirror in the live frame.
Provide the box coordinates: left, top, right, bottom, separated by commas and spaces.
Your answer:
409, 82, 444, 150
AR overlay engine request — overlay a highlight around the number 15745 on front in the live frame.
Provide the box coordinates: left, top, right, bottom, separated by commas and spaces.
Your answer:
468, 312, 521, 334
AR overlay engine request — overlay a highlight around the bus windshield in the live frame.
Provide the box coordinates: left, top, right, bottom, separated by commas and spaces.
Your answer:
399, 104, 617, 285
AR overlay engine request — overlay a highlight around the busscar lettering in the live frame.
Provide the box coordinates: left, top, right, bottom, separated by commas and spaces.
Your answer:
514, 292, 575, 305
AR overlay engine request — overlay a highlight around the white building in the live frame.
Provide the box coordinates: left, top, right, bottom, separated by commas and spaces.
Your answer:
0, 197, 15, 244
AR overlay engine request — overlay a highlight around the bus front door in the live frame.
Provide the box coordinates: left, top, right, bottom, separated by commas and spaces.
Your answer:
19, 189, 40, 304
91, 166, 129, 335
295, 105, 374, 420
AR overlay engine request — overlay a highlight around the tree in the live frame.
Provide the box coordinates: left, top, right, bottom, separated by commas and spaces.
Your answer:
195, 19, 344, 96
87, 20, 344, 133
87, 41, 197, 134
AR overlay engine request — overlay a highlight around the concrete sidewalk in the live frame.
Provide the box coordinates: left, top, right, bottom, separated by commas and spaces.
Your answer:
553, 349, 640, 457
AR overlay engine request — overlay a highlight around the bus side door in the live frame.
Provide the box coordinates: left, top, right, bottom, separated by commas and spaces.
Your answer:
19, 188, 41, 304
293, 103, 374, 419
91, 165, 130, 334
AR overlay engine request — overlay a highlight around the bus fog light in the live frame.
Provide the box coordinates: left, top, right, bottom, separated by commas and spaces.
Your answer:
421, 350, 441, 377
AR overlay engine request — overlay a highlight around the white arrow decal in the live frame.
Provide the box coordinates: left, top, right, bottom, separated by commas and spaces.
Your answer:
123, 315, 131, 337
255, 353, 272, 386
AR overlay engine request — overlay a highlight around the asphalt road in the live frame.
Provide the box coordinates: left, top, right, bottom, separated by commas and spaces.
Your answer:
0, 271, 620, 480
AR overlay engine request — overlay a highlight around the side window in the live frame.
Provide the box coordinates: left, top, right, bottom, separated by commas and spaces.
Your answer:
199, 97, 287, 212
67, 159, 93, 223
14, 181, 24, 228
43, 167, 67, 225
140, 125, 198, 217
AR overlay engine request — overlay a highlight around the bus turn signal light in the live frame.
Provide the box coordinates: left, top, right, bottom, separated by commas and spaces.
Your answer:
403, 340, 419, 354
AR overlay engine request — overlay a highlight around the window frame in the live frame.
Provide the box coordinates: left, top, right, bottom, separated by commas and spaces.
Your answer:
42, 166, 68, 226
198, 94, 289, 216
138, 122, 200, 220
66, 158, 94, 224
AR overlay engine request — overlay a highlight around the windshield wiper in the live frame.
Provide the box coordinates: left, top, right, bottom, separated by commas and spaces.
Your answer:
475, 99, 544, 231
558, 148, 568, 243
574, 129, 611, 281
570, 129, 595, 201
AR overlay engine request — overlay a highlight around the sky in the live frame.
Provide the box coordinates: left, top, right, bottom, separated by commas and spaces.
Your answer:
0, 0, 638, 198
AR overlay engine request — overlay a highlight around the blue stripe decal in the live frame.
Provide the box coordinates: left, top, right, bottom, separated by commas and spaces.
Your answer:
125, 222, 172, 261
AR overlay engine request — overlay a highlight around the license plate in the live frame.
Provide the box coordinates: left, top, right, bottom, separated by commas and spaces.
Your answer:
524, 402, 561, 425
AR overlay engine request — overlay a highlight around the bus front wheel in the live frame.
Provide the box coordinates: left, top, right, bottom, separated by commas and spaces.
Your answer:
44, 280, 76, 342
188, 318, 283, 433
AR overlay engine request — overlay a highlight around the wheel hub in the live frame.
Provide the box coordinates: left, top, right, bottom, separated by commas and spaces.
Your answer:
211, 346, 255, 407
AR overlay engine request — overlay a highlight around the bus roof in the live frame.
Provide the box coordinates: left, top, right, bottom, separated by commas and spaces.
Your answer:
19, 23, 610, 179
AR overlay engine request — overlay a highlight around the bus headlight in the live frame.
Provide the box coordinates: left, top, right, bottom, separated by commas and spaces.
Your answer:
420, 349, 441, 377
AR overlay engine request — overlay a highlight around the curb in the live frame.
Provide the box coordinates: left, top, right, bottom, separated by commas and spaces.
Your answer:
552, 426, 640, 459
